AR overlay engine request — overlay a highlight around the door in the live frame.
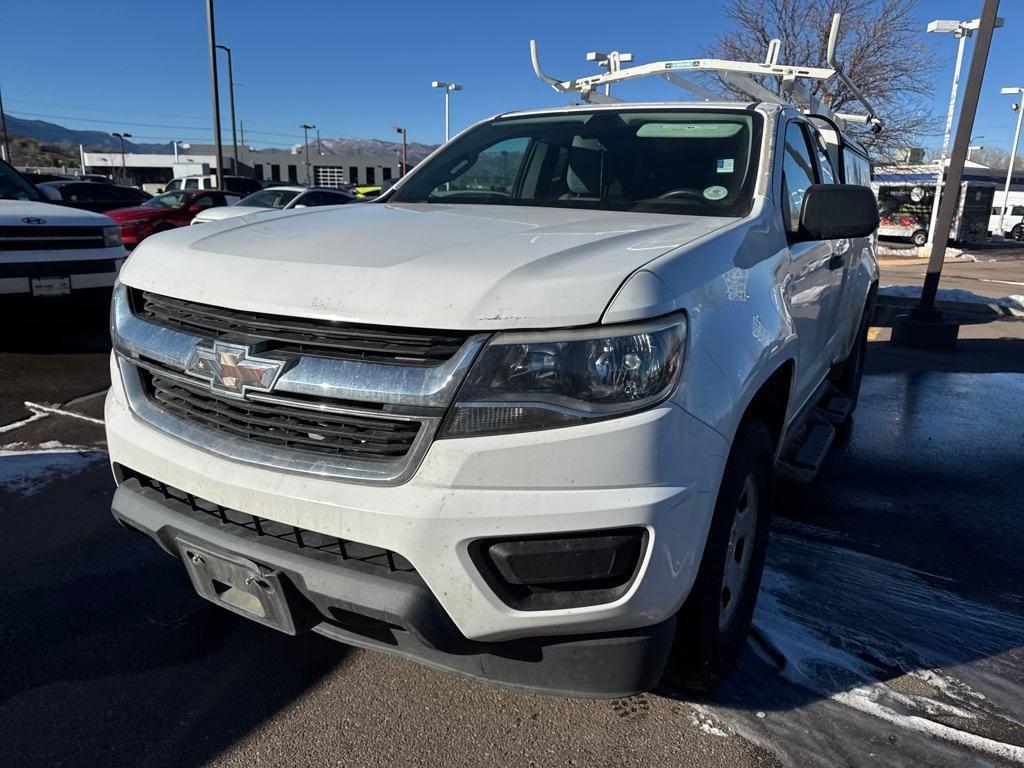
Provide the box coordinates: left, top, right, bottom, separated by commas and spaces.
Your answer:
780, 120, 843, 407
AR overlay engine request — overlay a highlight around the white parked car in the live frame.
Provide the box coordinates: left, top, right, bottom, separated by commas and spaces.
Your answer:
105, 38, 880, 697
191, 186, 357, 225
0, 158, 125, 302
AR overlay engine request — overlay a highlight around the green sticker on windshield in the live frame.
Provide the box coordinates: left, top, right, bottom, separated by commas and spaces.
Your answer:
703, 185, 728, 201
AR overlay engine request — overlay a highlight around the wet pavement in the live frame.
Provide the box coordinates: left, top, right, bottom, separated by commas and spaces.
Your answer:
1, 300, 1023, 767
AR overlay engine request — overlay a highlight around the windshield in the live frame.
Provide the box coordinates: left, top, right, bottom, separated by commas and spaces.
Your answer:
391, 109, 761, 216
237, 189, 301, 209
0, 160, 44, 202
142, 191, 190, 209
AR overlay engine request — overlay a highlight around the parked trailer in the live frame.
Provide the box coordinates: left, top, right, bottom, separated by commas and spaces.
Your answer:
873, 181, 995, 246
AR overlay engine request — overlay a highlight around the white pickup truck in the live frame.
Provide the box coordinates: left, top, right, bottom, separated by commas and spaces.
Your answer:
0, 159, 125, 301
105, 39, 880, 696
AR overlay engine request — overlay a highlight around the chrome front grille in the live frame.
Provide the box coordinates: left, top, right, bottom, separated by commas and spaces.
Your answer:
0, 225, 107, 251
111, 284, 487, 484
131, 289, 471, 365
141, 369, 422, 461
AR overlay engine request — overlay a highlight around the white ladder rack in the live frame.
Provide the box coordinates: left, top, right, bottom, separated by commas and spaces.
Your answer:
529, 13, 882, 133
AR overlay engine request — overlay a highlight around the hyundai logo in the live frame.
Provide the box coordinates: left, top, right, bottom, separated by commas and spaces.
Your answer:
21, 217, 46, 225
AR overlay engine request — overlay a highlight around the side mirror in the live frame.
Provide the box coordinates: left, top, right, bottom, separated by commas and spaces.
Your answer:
292, 203, 307, 209
798, 184, 879, 240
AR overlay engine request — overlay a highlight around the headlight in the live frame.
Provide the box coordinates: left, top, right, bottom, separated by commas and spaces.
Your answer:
440, 315, 686, 437
103, 225, 123, 247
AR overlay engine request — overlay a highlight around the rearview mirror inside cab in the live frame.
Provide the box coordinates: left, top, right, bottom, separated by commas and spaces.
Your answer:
798, 184, 879, 241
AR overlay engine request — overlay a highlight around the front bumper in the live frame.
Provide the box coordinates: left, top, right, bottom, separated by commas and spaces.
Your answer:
106, 331, 730, 690
111, 477, 676, 697
0, 248, 124, 295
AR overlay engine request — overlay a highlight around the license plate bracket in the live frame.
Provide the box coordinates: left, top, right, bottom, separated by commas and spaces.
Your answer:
177, 540, 299, 634
31, 276, 71, 296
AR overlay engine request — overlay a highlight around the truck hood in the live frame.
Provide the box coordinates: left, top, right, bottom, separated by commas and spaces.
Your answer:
120, 203, 734, 329
0, 199, 115, 226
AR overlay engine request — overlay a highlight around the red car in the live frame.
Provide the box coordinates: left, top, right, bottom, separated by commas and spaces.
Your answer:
106, 190, 240, 248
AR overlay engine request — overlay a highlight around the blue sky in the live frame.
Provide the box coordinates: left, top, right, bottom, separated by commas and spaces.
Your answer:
1, 1, 1021, 154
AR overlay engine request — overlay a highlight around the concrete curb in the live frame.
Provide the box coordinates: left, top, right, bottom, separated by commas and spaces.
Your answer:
876, 294, 1024, 320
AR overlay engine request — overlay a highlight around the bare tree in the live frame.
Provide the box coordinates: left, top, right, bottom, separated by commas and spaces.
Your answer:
710, 0, 936, 161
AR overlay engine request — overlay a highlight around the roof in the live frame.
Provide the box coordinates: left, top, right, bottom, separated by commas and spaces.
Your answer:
497, 101, 762, 119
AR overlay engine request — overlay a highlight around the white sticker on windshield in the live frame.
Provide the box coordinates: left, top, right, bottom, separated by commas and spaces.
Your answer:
716, 158, 735, 174
703, 185, 728, 201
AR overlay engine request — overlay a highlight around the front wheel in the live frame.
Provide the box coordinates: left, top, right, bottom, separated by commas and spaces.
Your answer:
912, 230, 928, 247
1012, 225, 1024, 242
665, 419, 774, 691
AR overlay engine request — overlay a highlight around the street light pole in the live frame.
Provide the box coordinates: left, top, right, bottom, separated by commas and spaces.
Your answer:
924, 20, 973, 249
921, 0, 1000, 312
205, 0, 224, 188
300, 123, 315, 185
392, 126, 407, 176
215, 44, 239, 174
0, 82, 10, 164
431, 81, 463, 142
998, 87, 1024, 237
112, 132, 132, 184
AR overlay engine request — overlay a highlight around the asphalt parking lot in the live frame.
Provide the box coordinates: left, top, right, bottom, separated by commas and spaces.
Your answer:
2, 284, 1024, 767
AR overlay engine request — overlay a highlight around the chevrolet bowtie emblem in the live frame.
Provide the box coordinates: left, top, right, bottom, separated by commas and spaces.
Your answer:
184, 341, 284, 397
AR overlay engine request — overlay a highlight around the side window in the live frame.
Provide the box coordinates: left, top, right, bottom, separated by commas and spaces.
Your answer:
67, 184, 96, 202
842, 151, 872, 187
184, 178, 199, 190
1013, 205, 1024, 216
192, 194, 215, 209
811, 131, 836, 184
781, 122, 817, 233
166, 179, 181, 191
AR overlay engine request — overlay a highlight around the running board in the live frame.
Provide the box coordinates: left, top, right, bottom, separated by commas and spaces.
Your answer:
778, 393, 843, 483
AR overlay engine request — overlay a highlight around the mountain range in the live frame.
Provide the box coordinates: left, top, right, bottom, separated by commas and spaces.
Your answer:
2, 113, 439, 162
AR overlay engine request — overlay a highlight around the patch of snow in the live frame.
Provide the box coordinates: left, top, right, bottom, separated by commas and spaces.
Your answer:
689, 704, 729, 737
0, 446, 105, 497
753, 534, 1024, 763
879, 285, 1024, 312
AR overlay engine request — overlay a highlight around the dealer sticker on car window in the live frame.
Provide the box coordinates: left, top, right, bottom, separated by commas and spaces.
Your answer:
716, 158, 735, 173
703, 186, 728, 201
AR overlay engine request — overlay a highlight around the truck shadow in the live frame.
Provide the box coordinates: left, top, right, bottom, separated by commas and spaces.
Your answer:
0, 463, 349, 768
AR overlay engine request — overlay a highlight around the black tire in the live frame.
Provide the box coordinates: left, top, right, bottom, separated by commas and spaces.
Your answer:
665, 419, 774, 691
1012, 225, 1023, 242
912, 230, 928, 247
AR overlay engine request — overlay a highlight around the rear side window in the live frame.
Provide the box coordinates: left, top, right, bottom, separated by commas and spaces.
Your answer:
184, 178, 199, 190
842, 150, 872, 187
781, 122, 817, 233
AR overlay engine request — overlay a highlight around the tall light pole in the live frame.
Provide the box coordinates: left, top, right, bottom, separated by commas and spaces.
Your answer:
300, 123, 315, 185
205, 0, 224, 188
171, 140, 188, 162
919, 0, 999, 319
112, 132, 132, 184
215, 44, 239, 174
431, 81, 462, 142
0, 82, 10, 164
922, 18, 1002, 247
998, 87, 1024, 236
392, 126, 407, 176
